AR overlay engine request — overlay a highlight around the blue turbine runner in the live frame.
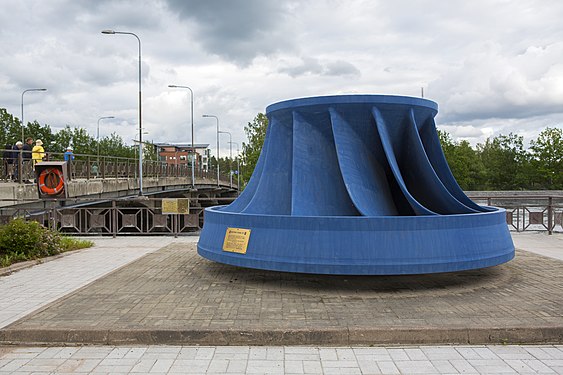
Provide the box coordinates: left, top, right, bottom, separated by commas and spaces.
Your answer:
198, 95, 514, 275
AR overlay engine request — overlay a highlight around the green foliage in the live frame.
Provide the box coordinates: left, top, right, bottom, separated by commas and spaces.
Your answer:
143, 140, 158, 161
477, 133, 528, 190
0, 108, 21, 147
0, 107, 136, 159
0, 219, 61, 259
0, 219, 93, 268
59, 236, 94, 252
439, 128, 563, 190
52, 126, 96, 155
25, 120, 54, 150
241, 113, 268, 186
99, 133, 136, 159
529, 127, 563, 189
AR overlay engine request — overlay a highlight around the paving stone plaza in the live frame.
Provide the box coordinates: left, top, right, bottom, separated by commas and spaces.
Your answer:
0, 233, 562, 374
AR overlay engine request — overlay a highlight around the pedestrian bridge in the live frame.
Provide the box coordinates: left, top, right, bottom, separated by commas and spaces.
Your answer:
1, 151, 237, 205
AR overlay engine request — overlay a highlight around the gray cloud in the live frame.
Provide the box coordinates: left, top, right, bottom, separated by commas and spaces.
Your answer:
1, 0, 563, 152
165, 0, 296, 65
279, 57, 360, 78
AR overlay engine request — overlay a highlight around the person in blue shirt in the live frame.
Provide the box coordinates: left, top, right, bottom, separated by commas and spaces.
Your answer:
63, 146, 74, 161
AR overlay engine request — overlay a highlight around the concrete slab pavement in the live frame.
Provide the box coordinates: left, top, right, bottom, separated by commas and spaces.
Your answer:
0, 236, 198, 329
511, 232, 563, 261
0, 344, 562, 374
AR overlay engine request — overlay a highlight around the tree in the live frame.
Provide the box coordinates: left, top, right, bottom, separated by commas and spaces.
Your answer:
438, 130, 485, 190
529, 127, 563, 189
24, 120, 54, 151
143, 140, 158, 161
241, 113, 268, 186
98, 133, 135, 159
0, 108, 21, 148
478, 133, 529, 190
52, 126, 96, 156
450, 140, 486, 190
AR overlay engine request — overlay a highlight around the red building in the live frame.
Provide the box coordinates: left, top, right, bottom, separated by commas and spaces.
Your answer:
154, 142, 210, 171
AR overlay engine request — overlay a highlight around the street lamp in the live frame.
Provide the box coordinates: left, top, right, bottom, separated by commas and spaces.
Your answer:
101, 29, 143, 195
168, 84, 195, 187
97, 116, 115, 162
202, 114, 219, 186
219, 130, 232, 188
230, 141, 240, 191
21, 88, 47, 142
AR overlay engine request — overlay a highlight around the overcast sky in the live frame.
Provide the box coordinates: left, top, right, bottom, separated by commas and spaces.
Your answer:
1, 0, 562, 155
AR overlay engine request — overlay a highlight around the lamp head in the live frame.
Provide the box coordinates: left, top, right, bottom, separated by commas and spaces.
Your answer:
168, 85, 178, 88
101, 29, 116, 34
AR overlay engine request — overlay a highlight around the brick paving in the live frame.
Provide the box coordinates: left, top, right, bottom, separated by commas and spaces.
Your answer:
1, 242, 562, 346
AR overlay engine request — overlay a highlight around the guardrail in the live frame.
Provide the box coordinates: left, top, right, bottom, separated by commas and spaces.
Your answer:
0, 149, 236, 187
0, 197, 236, 237
467, 194, 562, 235
0, 195, 561, 236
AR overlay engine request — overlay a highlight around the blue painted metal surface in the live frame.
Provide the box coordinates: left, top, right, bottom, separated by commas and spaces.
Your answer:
198, 95, 514, 275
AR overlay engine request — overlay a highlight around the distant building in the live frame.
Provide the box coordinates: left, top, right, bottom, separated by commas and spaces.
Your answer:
153, 142, 210, 172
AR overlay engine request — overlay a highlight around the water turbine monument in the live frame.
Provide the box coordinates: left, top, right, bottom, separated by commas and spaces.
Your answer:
198, 95, 514, 275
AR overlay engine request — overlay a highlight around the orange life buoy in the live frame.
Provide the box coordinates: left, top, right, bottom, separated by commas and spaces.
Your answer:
38, 168, 65, 195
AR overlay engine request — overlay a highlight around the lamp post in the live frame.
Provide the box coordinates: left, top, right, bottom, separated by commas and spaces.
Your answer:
219, 130, 232, 188
97, 116, 115, 163
230, 141, 240, 191
101, 29, 143, 195
202, 114, 219, 186
21, 88, 47, 143
168, 84, 195, 187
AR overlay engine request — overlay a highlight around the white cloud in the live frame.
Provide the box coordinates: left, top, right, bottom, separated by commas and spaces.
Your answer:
1, 0, 562, 157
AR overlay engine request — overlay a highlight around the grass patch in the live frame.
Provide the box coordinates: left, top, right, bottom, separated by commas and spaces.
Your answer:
60, 236, 94, 252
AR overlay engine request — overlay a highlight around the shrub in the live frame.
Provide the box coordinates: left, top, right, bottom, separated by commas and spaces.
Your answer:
0, 219, 62, 260
0, 219, 94, 268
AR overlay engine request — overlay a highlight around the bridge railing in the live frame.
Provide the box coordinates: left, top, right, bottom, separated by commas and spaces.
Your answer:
0, 149, 236, 188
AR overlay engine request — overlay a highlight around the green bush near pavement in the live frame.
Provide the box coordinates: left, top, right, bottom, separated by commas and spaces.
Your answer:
0, 219, 93, 268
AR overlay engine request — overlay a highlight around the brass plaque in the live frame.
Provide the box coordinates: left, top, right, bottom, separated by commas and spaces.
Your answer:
177, 198, 189, 214
162, 198, 190, 214
162, 199, 178, 214
223, 228, 251, 254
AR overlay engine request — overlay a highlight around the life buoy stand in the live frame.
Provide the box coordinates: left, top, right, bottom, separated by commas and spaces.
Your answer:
38, 168, 65, 196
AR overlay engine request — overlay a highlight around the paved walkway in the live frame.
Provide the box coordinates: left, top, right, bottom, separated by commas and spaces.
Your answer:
0, 237, 195, 329
0, 232, 561, 374
0, 344, 562, 374
511, 232, 563, 261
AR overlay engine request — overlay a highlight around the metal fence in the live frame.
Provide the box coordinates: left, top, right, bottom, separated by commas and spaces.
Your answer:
0, 149, 235, 187
467, 194, 562, 235
0, 194, 561, 236
0, 197, 236, 237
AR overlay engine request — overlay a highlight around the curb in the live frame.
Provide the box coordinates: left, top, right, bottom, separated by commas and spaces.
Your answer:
0, 252, 72, 277
1, 326, 561, 346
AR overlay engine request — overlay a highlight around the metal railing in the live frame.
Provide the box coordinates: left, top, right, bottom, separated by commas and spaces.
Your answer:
0, 149, 235, 187
0, 194, 560, 236
0, 197, 236, 237
467, 194, 563, 235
